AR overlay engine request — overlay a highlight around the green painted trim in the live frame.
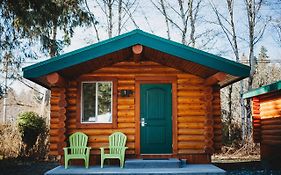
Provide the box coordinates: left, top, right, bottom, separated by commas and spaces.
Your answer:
23, 29, 250, 78
243, 80, 281, 99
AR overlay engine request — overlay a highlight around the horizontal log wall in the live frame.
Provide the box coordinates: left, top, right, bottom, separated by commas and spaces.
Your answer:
177, 74, 213, 155
259, 93, 281, 145
50, 87, 67, 156
252, 97, 261, 143
212, 86, 222, 153
255, 91, 281, 164
49, 61, 222, 163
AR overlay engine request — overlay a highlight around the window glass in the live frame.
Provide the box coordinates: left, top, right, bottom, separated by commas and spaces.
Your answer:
81, 82, 112, 123
82, 83, 96, 122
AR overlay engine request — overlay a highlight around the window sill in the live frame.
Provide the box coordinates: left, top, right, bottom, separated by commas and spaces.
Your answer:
76, 122, 116, 129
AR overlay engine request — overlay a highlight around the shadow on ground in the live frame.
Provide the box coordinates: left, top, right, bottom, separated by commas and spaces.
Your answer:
0, 158, 58, 175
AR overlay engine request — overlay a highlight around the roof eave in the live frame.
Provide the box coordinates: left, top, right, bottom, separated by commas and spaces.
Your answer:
243, 80, 281, 99
23, 29, 250, 80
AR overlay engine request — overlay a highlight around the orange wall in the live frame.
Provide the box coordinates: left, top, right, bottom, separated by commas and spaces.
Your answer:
252, 91, 281, 164
49, 61, 222, 163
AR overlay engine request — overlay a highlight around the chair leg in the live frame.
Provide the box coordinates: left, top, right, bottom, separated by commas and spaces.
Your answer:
121, 154, 125, 168
85, 158, 89, 168
65, 158, 68, 169
101, 157, 104, 168
120, 158, 124, 168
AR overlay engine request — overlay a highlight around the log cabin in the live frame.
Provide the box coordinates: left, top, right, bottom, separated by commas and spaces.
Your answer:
23, 29, 250, 164
243, 80, 281, 167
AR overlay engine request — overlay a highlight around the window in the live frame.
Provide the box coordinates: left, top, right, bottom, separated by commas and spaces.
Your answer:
81, 81, 112, 123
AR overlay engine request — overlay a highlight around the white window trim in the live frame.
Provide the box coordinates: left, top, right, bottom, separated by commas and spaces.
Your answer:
81, 81, 113, 124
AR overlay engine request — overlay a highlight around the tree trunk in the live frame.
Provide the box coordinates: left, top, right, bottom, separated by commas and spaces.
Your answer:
118, 0, 122, 35
227, 85, 233, 142
189, 0, 196, 47
108, 0, 113, 38
245, 0, 258, 138
160, 0, 171, 40
240, 80, 246, 140
178, 0, 187, 44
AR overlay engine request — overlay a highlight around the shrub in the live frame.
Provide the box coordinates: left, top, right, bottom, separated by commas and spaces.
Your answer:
17, 112, 46, 151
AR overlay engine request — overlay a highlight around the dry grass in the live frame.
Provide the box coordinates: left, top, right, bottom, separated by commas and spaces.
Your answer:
212, 141, 260, 163
0, 124, 49, 160
0, 124, 21, 159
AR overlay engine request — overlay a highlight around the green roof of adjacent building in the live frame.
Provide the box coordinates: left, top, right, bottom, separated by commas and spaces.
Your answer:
243, 80, 281, 99
23, 29, 250, 79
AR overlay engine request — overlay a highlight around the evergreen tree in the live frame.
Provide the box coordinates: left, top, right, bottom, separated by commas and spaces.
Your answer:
258, 46, 269, 61
0, 0, 93, 97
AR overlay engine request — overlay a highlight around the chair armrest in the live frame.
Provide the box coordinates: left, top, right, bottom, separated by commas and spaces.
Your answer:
63, 147, 69, 155
121, 147, 128, 154
100, 147, 109, 149
86, 147, 91, 155
100, 147, 105, 155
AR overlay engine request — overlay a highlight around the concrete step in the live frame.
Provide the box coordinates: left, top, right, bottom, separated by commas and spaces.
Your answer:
45, 164, 226, 175
125, 158, 183, 168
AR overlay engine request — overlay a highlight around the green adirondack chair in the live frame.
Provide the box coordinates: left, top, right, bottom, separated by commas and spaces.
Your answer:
100, 132, 128, 168
63, 132, 91, 169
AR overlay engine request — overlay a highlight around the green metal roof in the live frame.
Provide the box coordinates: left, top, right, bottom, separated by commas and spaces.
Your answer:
243, 80, 281, 99
23, 29, 250, 79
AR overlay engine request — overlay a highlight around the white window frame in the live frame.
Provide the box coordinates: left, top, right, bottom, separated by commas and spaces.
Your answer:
81, 81, 113, 124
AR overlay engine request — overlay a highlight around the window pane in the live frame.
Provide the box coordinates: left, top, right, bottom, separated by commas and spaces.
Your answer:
97, 82, 112, 123
82, 83, 96, 122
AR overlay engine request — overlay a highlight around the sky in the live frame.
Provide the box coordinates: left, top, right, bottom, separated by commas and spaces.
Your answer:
9, 0, 281, 93
60, 0, 281, 61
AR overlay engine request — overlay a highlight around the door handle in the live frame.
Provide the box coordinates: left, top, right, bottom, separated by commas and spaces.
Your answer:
141, 118, 147, 127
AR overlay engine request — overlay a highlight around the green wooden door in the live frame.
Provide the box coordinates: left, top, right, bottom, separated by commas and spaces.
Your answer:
140, 84, 172, 154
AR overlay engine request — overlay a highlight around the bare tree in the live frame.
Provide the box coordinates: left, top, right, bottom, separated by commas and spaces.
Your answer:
159, 0, 171, 39
92, 0, 139, 38
209, 0, 248, 141
267, 0, 281, 47
244, 0, 267, 137
188, 0, 201, 47
85, 0, 101, 41
151, 0, 202, 46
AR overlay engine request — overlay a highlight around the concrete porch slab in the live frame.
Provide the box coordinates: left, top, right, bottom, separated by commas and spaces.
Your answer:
125, 158, 182, 168
44, 164, 226, 175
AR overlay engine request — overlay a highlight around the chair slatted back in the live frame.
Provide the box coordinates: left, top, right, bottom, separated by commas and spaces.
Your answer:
69, 132, 88, 154
109, 132, 127, 154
